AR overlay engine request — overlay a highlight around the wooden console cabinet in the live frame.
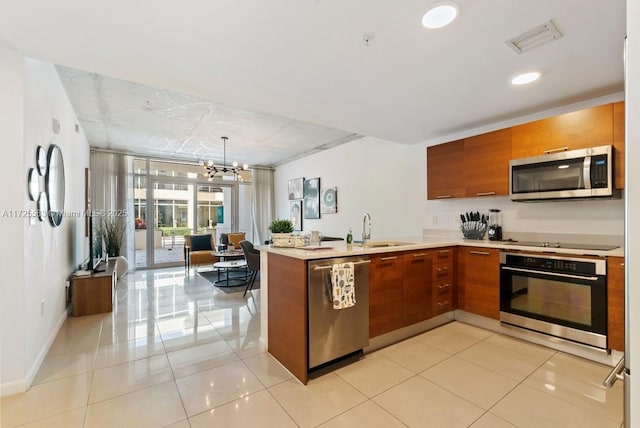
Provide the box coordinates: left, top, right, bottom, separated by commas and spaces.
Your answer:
71, 259, 117, 316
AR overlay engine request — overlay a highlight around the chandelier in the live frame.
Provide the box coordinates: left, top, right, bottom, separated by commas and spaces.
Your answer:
203, 136, 249, 181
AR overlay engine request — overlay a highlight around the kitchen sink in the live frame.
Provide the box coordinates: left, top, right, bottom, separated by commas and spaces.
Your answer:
361, 241, 413, 248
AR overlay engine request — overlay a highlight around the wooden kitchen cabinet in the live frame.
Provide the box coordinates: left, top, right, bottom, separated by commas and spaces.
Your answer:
427, 139, 465, 200
267, 253, 309, 383
464, 128, 512, 197
607, 256, 625, 351
432, 247, 456, 315
613, 101, 625, 189
403, 250, 432, 325
511, 103, 614, 159
369, 252, 404, 338
458, 247, 500, 320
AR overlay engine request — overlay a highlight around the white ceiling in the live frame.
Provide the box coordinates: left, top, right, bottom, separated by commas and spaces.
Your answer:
0, 0, 626, 166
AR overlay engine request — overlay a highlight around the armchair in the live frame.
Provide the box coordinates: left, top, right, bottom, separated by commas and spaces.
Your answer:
184, 234, 217, 270
220, 232, 246, 251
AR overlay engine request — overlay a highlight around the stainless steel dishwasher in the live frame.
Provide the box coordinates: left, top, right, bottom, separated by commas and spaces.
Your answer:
308, 256, 370, 369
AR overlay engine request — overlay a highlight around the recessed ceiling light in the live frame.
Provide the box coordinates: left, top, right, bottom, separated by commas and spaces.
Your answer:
422, 2, 459, 29
511, 72, 541, 85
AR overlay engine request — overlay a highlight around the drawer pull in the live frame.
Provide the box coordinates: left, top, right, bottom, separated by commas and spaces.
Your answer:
413, 253, 429, 258
543, 146, 569, 154
470, 250, 491, 256
437, 267, 449, 272
438, 250, 451, 254
476, 191, 496, 196
437, 301, 451, 306
380, 256, 398, 261
437, 283, 452, 289
436, 195, 453, 199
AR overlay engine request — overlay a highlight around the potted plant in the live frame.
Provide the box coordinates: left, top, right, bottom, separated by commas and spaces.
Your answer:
101, 216, 128, 278
269, 219, 305, 247
102, 216, 125, 257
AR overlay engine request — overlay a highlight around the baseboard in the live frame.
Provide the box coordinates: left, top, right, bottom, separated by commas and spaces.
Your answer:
1, 309, 68, 396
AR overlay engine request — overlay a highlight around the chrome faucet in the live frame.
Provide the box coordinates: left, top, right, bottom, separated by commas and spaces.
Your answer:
362, 213, 371, 244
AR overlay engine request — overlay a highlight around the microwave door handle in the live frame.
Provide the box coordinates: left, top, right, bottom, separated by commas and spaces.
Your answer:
583, 155, 592, 189
502, 266, 600, 281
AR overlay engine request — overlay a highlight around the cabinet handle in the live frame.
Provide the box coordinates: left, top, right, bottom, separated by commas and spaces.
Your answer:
476, 191, 496, 196
437, 283, 452, 289
437, 266, 449, 272
437, 301, 451, 306
621, 263, 625, 266
438, 250, 451, 254
436, 195, 453, 199
413, 253, 429, 258
469, 250, 491, 256
380, 256, 398, 261
543, 146, 569, 154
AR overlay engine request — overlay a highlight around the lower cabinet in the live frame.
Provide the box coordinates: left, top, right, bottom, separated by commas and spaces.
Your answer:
458, 247, 500, 320
370, 247, 457, 338
369, 253, 404, 337
607, 256, 625, 351
403, 251, 433, 325
432, 248, 455, 315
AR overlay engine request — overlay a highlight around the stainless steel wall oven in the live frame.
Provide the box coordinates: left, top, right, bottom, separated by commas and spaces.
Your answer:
499, 252, 607, 349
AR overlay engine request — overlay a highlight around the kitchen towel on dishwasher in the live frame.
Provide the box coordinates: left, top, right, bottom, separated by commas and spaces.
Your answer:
331, 262, 356, 309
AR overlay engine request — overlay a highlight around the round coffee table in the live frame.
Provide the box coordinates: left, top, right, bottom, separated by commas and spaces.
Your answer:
213, 260, 248, 287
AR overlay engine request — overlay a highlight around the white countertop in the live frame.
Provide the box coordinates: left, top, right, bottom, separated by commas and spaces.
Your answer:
258, 236, 624, 260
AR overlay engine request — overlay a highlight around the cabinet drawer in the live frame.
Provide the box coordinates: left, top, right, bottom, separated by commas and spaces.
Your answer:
432, 263, 453, 283
433, 248, 453, 264
432, 284, 453, 315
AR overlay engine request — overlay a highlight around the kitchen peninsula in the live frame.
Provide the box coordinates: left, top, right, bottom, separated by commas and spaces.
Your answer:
259, 237, 624, 384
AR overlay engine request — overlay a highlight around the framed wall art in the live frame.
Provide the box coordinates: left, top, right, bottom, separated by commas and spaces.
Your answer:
303, 177, 320, 219
288, 177, 304, 200
320, 187, 337, 214
290, 200, 302, 231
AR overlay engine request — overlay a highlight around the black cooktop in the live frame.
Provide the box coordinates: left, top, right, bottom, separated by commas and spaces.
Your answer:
501, 240, 619, 251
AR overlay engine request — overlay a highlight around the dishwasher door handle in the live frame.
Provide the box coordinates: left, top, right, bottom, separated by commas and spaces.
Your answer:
313, 260, 371, 271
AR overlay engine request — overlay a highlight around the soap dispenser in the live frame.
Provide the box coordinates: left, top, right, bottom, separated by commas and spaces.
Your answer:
346, 228, 353, 246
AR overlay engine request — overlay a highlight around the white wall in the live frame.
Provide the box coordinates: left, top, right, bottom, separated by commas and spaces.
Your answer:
626, 0, 639, 424
0, 47, 27, 395
0, 51, 90, 395
274, 136, 419, 240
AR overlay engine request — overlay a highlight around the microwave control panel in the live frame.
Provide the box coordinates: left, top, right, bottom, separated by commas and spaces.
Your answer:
590, 154, 609, 188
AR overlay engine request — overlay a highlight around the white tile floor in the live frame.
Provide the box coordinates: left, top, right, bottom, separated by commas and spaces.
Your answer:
0, 267, 624, 427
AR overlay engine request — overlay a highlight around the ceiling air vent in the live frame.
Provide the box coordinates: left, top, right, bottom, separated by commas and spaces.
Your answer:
506, 20, 562, 54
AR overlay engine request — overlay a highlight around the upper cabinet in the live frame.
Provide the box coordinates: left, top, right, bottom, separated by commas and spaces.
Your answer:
427, 139, 465, 200
426, 102, 625, 200
613, 101, 625, 189
464, 128, 511, 197
511, 104, 613, 159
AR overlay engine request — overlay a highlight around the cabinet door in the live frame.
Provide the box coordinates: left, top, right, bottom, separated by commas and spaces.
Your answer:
613, 101, 625, 189
369, 253, 404, 338
511, 104, 614, 159
464, 128, 511, 197
607, 256, 625, 351
458, 247, 500, 319
403, 251, 432, 325
427, 139, 465, 200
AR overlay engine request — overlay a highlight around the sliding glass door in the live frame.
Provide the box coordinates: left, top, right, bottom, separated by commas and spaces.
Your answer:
132, 158, 253, 269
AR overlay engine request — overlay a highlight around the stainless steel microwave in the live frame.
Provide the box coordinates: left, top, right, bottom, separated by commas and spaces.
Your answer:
509, 145, 620, 201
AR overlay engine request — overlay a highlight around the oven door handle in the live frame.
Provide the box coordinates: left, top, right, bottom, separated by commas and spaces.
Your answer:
501, 266, 600, 281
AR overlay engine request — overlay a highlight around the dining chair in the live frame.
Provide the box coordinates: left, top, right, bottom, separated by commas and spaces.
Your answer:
239, 240, 260, 297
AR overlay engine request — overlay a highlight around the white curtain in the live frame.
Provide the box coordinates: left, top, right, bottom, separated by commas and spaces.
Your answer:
251, 168, 275, 244
90, 151, 135, 266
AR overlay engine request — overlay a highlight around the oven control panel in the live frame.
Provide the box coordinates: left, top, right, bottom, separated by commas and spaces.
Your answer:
501, 253, 600, 275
